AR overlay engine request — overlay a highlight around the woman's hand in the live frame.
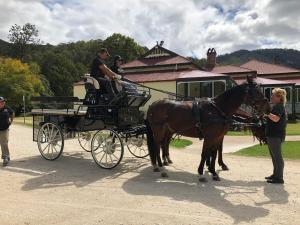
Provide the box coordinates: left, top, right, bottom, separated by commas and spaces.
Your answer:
266, 113, 280, 122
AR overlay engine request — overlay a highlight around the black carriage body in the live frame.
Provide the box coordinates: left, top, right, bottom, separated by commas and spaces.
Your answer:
31, 87, 150, 142
30, 77, 151, 168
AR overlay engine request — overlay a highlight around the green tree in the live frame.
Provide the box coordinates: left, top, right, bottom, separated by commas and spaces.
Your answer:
7, 23, 40, 60
0, 57, 46, 113
102, 33, 147, 65
40, 52, 84, 96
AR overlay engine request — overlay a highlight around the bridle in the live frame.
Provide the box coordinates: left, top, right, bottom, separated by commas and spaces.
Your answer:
244, 83, 266, 111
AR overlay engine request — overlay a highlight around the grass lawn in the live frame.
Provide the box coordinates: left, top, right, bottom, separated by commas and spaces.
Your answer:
228, 122, 300, 136
233, 141, 300, 159
170, 139, 193, 148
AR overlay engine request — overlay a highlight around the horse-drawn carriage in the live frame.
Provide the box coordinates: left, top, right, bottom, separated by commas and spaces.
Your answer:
31, 76, 151, 169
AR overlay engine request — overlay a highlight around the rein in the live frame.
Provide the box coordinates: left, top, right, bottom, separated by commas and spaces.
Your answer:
122, 78, 194, 100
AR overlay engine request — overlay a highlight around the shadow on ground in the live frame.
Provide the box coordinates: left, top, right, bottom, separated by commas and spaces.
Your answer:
3, 152, 149, 190
122, 167, 289, 224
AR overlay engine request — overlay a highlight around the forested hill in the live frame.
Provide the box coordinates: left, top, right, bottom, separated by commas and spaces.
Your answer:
0, 33, 147, 97
217, 49, 300, 69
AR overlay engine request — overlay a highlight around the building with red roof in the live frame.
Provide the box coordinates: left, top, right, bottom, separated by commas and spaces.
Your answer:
119, 43, 235, 109
202, 49, 300, 117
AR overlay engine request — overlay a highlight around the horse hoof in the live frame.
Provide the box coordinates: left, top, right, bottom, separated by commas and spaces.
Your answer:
221, 165, 229, 171
153, 168, 160, 172
161, 172, 169, 178
212, 175, 221, 181
168, 160, 173, 164
163, 161, 169, 166
199, 177, 207, 182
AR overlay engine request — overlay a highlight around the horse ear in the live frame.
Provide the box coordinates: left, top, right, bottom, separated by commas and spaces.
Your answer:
246, 75, 253, 84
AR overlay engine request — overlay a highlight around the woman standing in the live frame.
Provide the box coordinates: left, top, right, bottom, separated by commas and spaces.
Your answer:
265, 88, 287, 184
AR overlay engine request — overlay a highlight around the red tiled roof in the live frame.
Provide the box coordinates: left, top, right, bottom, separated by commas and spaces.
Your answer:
241, 60, 300, 75
279, 78, 300, 86
125, 70, 229, 82
121, 55, 191, 68
210, 65, 255, 74
177, 70, 229, 81
234, 77, 295, 85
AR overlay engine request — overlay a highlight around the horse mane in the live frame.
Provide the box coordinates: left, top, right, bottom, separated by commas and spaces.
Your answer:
214, 83, 248, 114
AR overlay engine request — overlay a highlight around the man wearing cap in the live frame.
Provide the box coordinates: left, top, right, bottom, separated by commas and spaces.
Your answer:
0, 97, 14, 166
90, 48, 121, 98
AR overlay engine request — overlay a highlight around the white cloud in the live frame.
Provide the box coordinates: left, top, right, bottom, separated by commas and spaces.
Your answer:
0, 0, 299, 58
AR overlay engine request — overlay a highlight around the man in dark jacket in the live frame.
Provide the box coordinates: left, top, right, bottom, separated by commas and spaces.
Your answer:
90, 48, 121, 98
0, 97, 14, 166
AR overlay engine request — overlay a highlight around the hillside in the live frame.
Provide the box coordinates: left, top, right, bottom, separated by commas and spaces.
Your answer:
217, 48, 300, 69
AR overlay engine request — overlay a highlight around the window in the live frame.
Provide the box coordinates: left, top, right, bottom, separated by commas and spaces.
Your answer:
200, 82, 213, 98
264, 87, 292, 103
214, 81, 226, 97
177, 80, 227, 98
297, 88, 300, 103
264, 88, 272, 101
282, 87, 291, 103
177, 82, 188, 97
190, 82, 200, 97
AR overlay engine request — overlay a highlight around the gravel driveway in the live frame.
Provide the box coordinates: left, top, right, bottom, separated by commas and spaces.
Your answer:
0, 124, 299, 225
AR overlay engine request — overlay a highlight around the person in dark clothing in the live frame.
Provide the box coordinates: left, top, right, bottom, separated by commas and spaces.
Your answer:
110, 55, 124, 93
265, 88, 287, 184
0, 97, 14, 166
90, 48, 121, 98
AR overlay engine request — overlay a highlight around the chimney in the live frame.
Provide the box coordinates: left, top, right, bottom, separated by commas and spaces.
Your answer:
206, 48, 216, 70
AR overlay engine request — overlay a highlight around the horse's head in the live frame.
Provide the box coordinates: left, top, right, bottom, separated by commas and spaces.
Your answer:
244, 76, 271, 115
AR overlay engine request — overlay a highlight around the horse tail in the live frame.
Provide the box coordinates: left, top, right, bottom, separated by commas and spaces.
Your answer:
145, 119, 156, 165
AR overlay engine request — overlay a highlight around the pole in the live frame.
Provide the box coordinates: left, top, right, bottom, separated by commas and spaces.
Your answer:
23, 95, 25, 124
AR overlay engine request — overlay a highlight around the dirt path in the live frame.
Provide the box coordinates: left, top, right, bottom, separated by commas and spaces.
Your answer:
0, 124, 299, 225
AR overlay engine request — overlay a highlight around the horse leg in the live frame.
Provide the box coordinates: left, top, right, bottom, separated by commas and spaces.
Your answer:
150, 125, 164, 172
165, 135, 173, 164
206, 152, 211, 169
218, 139, 229, 171
161, 140, 169, 166
198, 140, 211, 182
209, 149, 220, 181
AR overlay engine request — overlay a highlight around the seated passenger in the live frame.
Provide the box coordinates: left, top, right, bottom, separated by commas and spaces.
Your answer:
110, 55, 124, 94
90, 48, 121, 99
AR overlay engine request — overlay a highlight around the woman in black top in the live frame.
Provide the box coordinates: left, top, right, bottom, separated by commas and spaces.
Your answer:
265, 88, 287, 184
110, 55, 124, 94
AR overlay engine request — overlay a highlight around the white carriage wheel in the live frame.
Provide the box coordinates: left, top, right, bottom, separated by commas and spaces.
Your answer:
78, 131, 95, 152
37, 123, 64, 160
91, 129, 124, 169
127, 135, 149, 158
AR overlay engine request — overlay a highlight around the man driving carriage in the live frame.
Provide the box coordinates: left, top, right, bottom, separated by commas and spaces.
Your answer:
90, 48, 122, 98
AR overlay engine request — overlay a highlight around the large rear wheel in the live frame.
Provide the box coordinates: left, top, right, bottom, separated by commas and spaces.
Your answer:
91, 129, 124, 169
37, 123, 64, 160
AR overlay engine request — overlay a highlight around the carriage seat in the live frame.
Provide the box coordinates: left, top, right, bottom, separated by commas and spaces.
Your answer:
82, 74, 100, 90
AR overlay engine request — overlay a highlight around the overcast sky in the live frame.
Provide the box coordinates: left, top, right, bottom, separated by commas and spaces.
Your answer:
0, 0, 299, 58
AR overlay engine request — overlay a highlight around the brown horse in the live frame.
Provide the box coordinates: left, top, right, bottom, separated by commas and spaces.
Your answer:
145, 76, 270, 181
205, 111, 267, 171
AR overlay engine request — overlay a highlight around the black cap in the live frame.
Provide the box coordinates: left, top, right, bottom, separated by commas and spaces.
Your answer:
99, 48, 110, 56
114, 55, 123, 61
0, 97, 5, 102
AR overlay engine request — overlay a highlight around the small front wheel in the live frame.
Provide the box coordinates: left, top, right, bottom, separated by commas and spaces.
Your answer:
91, 129, 124, 169
127, 135, 149, 158
78, 131, 95, 152
37, 123, 64, 160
